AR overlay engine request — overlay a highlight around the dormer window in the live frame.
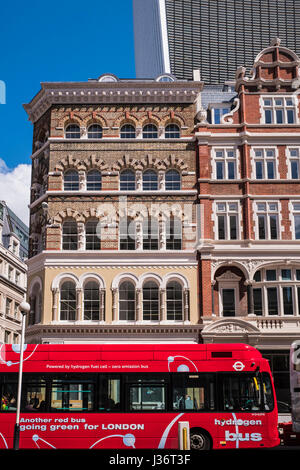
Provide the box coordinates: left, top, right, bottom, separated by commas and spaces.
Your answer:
210, 105, 230, 124
262, 96, 296, 124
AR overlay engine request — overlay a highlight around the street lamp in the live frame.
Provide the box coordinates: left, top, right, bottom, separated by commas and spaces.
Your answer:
13, 300, 30, 450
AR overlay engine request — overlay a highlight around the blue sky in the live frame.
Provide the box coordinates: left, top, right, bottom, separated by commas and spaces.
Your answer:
0, 0, 135, 222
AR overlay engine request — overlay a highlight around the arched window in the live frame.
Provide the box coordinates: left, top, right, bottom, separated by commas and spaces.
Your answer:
143, 124, 158, 139
84, 281, 100, 321
60, 281, 76, 321
29, 282, 42, 325
87, 124, 102, 139
120, 124, 136, 139
143, 218, 159, 250
143, 170, 158, 191
85, 220, 100, 250
143, 281, 159, 321
166, 281, 183, 320
165, 124, 180, 139
65, 124, 80, 139
87, 170, 102, 190
165, 170, 181, 190
119, 217, 136, 250
120, 170, 135, 191
166, 216, 182, 250
62, 220, 78, 250
119, 281, 135, 321
64, 170, 79, 191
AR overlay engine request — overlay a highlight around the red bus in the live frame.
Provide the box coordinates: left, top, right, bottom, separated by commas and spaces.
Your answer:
0, 343, 279, 450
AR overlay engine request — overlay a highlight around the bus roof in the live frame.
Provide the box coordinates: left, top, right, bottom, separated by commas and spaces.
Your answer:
0, 343, 268, 374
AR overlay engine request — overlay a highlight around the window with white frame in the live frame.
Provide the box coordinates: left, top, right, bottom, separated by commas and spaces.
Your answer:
210, 105, 230, 124
255, 202, 279, 240
253, 267, 300, 316
213, 148, 237, 180
287, 148, 300, 179
252, 148, 277, 179
215, 202, 239, 240
292, 202, 300, 240
261, 96, 297, 124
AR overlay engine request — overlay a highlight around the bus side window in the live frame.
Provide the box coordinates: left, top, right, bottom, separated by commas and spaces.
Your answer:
262, 373, 274, 411
0, 375, 18, 412
172, 374, 214, 412
99, 376, 121, 412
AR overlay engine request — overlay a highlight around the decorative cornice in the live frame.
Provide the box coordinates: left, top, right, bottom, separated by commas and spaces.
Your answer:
23, 81, 203, 124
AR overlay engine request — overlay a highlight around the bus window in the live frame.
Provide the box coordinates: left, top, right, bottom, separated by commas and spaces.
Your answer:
126, 375, 167, 411
172, 374, 215, 411
51, 375, 95, 412
99, 376, 120, 411
262, 372, 275, 411
1, 377, 17, 412
22, 375, 47, 412
222, 374, 262, 412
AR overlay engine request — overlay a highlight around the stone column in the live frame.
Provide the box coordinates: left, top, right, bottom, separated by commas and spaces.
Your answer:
136, 288, 142, 322
160, 288, 166, 322
159, 219, 166, 250
211, 280, 216, 316
78, 222, 85, 250
52, 288, 59, 322
136, 171, 143, 191
76, 288, 82, 321
112, 288, 118, 322
246, 281, 254, 316
100, 288, 106, 321
158, 171, 165, 191
79, 171, 86, 190
184, 289, 190, 322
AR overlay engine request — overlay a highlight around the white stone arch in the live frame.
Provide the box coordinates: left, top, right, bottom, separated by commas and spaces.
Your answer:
79, 273, 106, 290
212, 261, 250, 281
161, 273, 189, 290
138, 273, 163, 289
202, 317, 260, 335
111, 273, 139, 290
52, 272, 80, 290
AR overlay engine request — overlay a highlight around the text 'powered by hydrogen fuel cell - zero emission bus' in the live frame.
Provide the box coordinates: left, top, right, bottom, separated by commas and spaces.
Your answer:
0, 343, 280, 450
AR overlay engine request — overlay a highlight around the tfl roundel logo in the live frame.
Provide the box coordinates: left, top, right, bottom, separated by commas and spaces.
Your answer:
233, 361, 245, 371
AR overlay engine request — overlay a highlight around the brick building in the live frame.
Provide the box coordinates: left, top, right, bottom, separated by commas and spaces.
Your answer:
23, 40, 300, 403
197, 39, 300, 404
23, 74, 202, 344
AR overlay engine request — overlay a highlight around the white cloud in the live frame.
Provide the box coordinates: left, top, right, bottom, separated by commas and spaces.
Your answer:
0, 159, 31, 226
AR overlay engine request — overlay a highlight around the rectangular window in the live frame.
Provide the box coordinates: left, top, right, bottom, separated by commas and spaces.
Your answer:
22, 376, 47, 412
216, 202, 239, 240
221, 374, 262, 412
283, 287, 293, 315
217, 215, 225, 240
51, 376, 95, 412
256, 202, 279, 240
266, 270, 276, 281
253, 288, 263, 316
172, 374, 215, 411
222, 289, 235, 317
127, 376, 167, 411
267, 287, 278, 315
98, 376, 120, 412
258, 215, 266, 239
214, 148, 237, 180
5, 299, 12, 317
262, 96, 296, 124
294, 215, 300, 240
253, 148, 276, 179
